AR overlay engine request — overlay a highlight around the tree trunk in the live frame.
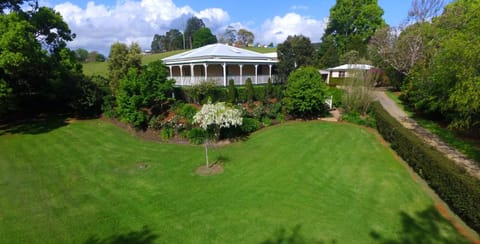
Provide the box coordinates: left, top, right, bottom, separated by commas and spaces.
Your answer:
204, 139, 209, 168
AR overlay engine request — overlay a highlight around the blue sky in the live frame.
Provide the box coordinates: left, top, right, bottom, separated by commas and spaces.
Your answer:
42, 0, 451, 54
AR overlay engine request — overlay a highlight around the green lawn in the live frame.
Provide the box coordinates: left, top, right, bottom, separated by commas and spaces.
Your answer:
0, 119, 474, 243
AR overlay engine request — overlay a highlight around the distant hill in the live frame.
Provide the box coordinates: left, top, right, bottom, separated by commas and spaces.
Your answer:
82, 47, 277, 77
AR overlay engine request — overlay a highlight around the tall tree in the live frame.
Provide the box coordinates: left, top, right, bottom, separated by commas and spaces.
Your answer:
192, 27, 217, 48
322, 0, 385, 57
184, 16, 205, 49
237, 28, 254, 47
28, 6, 75, 52
1, 3, 87, 116
408, 0, 445, 23
107, 42, 142, 93
75, 48, 88, 62
151, 34, 166, 53
219, 25, 236, 45
276, 35, 314, 82
165, 29, 183, 50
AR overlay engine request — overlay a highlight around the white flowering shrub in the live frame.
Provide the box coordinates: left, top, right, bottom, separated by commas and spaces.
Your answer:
193, 102, 243, 131
193, 101, 243, 167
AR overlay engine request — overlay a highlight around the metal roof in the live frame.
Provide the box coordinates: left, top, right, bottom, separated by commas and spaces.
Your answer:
162, 43, 278, 65
327, 64, 374, 71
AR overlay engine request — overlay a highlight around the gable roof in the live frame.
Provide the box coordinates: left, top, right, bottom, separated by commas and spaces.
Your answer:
327, 64, 374, 71
162, 43, 277, 65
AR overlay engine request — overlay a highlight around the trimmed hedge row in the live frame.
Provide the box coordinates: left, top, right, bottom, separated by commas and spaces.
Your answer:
173, 84, 284, 104
371, 102, 480, 232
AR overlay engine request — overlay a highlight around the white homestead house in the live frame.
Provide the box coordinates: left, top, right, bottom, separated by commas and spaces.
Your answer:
324, 64, 374, 84
162, 43, 278, 86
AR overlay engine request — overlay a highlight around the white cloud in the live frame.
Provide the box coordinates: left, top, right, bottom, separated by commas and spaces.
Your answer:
259, 13, 327, 45
291, 5, 309, 11
54, 0, 229, 54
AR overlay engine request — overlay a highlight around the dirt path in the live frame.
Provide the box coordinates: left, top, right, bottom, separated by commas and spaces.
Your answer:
372, 90, 480, 180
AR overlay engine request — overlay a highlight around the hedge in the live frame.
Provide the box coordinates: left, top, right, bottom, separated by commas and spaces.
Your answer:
371, 102, 480, 232
174, 84, 284, 104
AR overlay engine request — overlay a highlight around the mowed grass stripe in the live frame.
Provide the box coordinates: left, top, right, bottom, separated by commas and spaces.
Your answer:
0, 119, 472, 243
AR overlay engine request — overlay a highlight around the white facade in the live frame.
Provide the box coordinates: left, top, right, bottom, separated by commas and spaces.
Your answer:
162, 44, 278, 86
325, 64, 374, 84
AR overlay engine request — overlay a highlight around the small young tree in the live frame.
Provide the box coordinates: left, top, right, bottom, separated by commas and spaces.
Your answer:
228, 79, 237, 104
193, 102, 242, 167
245, 78, 254, 102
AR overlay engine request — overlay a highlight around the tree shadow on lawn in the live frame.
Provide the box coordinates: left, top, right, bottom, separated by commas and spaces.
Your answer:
262, 225, 335, 244
0, 115, 69, 135
84, 225, 158, 244
370, 206, 471, 244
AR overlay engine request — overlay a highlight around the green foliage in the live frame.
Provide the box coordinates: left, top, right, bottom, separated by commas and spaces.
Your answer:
237, 28, 254, 46
262, 117, 272, 126
283, 67, 328, 118
245, 78, 254, 102
184, 16, 205, 49
277, 35, 314, 82
241, 117, 261, 133
228, 79, 237, 104
265, 78, 273, 99
115, 61, 173, 128
371, 102, 480, 233
75, 48, 88, 62
187, 127, 207, 144
323, 0, 385, 56
325, 86, 344, 108
342, 111, 375, 127
0, 9, 87, 117
402, 0, 480, 132
192, 27, 217, 48
183, 81, 217, 104
162, 127, 174, 140
71, 77, 105, 117
151, 29, 183, 53
107, 42, 142, 94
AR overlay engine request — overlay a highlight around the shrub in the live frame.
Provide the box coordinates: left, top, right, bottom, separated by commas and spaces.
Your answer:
228, 79, 237, 104
241, 117, 261, 133
179, 103, 198, 123
265, 78, 273, 99
188, 128, 207, 144
284, 66, 328, 119
253, 86, 265, 102
161, 127, 174, 140
102, 94, 117, 118
245, 78, 254, 102
371, 102, 480, 232
262, 117, 272, 126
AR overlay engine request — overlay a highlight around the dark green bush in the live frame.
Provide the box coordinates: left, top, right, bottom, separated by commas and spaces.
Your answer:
266, 78, 273, 99
371, 102, 480, 232
188, 128, 206, 144
245, 78, 254, 102
253, 86, 265, 101
241, 117, 261, 133
228, 79, 237, 104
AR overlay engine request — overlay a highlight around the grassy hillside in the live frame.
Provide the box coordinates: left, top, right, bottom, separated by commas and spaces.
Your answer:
82, 50, 186, 77
0, 119, 474, 243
